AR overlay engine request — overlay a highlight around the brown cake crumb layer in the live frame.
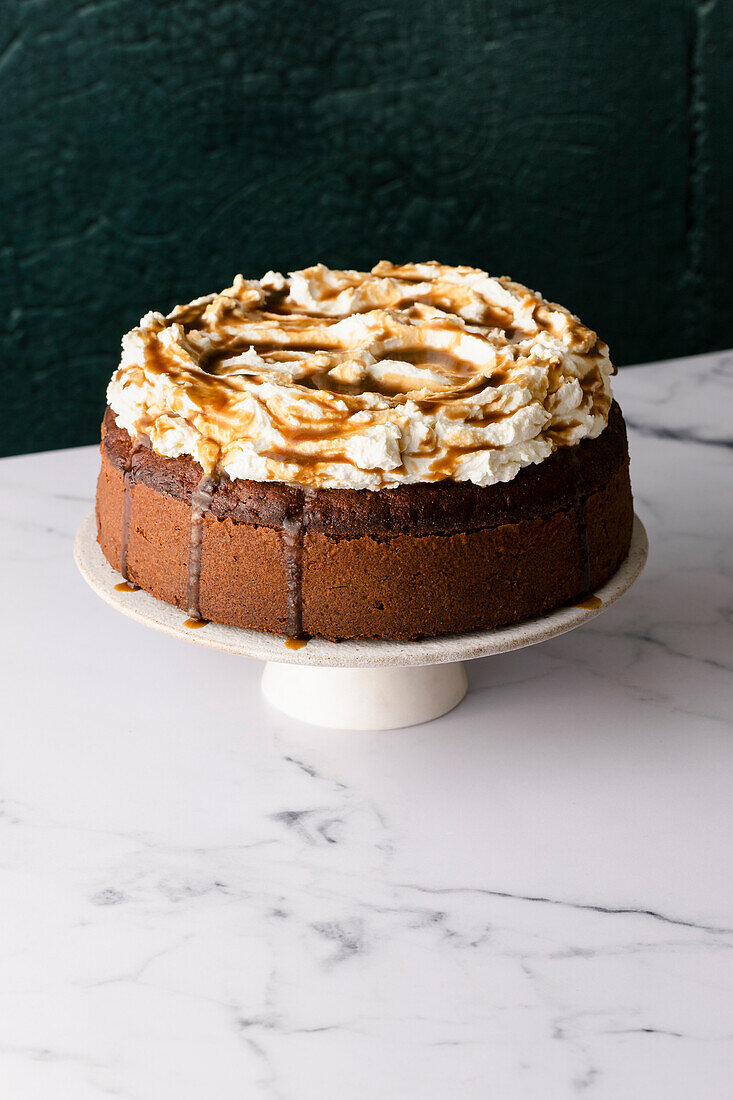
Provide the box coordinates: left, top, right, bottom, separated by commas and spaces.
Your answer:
96, 406, 633, 640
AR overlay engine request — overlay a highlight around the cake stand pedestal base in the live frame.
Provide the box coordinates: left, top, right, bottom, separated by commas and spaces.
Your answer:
261, 661, 468, 730
74, 512, 648, 732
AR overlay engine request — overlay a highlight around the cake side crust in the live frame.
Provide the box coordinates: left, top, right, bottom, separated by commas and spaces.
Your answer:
96, 420, 633, 640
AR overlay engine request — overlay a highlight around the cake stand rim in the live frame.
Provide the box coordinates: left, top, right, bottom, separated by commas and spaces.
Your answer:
74, 511, 648, 669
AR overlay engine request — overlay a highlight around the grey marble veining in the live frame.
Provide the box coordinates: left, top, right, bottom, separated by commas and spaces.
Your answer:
0, 352, 732, 1098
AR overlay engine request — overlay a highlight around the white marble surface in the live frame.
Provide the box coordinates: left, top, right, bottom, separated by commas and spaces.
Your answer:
1, 351, 732, 1098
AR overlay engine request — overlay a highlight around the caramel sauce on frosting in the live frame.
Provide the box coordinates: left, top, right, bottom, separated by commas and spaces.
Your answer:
107, 261, 615, 491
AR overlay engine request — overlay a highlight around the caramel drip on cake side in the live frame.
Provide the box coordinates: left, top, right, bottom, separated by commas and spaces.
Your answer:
183, 467, 312, 639
120, 467, 133, 579
186, 474, 217, 621
119, 435, 150, 581
282, 488, 313, 639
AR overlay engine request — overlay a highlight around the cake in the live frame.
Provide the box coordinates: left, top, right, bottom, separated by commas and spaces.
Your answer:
96, 262, 633, 641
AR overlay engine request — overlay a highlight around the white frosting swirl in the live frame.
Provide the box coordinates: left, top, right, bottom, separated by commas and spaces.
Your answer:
107, 261, 614, 489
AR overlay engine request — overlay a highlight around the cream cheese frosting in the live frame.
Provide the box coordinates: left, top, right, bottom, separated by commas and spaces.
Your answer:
107, 261, 615, 490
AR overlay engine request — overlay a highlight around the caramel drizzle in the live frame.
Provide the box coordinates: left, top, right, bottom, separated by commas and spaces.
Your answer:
186, 474, 216, 620
119, 437, 148, 580
282, 488, 312, 639
574, 595, 602, 610
120, 467, 134, 579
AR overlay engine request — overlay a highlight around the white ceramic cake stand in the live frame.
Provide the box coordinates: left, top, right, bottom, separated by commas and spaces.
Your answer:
74, 512, 647, 730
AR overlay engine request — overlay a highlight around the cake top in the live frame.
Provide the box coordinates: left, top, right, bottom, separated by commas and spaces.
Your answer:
107, 261, 615, 490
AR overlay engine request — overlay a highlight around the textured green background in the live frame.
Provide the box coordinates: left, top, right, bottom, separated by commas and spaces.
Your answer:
2, 0, 731, 457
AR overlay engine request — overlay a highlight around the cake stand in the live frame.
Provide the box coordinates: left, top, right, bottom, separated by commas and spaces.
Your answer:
74, 512, 647, 730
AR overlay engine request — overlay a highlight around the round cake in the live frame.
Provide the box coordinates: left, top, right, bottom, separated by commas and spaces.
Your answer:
96, 262, 633, 641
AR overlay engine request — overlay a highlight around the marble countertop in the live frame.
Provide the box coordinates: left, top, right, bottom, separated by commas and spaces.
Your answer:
1, 351, 732, 1099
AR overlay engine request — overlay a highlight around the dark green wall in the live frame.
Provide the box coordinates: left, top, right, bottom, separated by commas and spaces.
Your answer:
2, 0, 731, 457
